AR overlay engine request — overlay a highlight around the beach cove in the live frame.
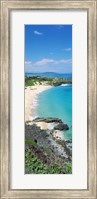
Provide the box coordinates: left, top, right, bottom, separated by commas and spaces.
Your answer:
25, 84, 72, 141
25, 25, 72, 174
25, 75, 72, 174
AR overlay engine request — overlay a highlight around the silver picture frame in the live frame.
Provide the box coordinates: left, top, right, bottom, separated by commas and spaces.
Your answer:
0, 0, 97, 198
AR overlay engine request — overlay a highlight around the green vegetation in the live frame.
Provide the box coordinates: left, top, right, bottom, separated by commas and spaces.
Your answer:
65, 162, 72, 174
25, 139, 38, 147
25, 78, 35, 86
25, 76, 72, 87
43, 146, 51, 155
25, 148, 72, 174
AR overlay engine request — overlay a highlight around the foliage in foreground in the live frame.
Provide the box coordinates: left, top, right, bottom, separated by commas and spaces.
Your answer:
25, 148, 72, 174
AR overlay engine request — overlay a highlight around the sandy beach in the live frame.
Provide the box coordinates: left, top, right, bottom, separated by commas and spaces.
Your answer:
25, 85, 52, 122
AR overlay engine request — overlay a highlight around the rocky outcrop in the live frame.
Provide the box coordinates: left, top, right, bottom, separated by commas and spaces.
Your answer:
32, 117, 69, 131
54, 123, 69, 131
25, 123, 69, 164
25, 117, 72, 173
53, 81, 72, 87
32, 117, 62, 123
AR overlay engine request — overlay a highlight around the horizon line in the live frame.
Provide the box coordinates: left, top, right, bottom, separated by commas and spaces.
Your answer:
25, 71, 72, 74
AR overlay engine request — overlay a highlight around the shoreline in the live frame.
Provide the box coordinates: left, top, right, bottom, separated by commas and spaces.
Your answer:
25, 83, 72, 174
25, 85, 53, 122
25, 82, 72, 142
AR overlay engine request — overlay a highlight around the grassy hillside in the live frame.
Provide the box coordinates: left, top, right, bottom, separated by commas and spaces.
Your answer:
25, 76, 72, 87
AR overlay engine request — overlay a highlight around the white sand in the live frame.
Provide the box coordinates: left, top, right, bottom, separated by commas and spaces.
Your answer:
25, 85, 52, 122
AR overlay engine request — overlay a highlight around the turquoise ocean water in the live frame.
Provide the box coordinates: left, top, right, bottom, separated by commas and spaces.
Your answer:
26, 72, 72, 141
37, 85, 72, 141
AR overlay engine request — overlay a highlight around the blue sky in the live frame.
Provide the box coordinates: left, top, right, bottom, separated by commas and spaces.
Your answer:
25, 25, 72, 73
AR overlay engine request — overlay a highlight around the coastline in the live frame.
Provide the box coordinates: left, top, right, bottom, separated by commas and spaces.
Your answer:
25, 85, 53, 122
25, 78, 72, 174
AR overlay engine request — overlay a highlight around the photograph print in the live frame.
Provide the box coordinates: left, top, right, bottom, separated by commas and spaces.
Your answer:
25, 25, 72, 174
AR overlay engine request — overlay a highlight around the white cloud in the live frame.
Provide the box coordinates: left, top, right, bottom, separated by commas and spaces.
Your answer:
59, 59, 72, 64
25, 61, 32, 64
34, 30, 43, 35
25, 58, 72, 69
35, 58, 57, 66
62, 48, 71, 51
25, 58, 72, 73
25, 61, 33, 72
34, 58, 72, 66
